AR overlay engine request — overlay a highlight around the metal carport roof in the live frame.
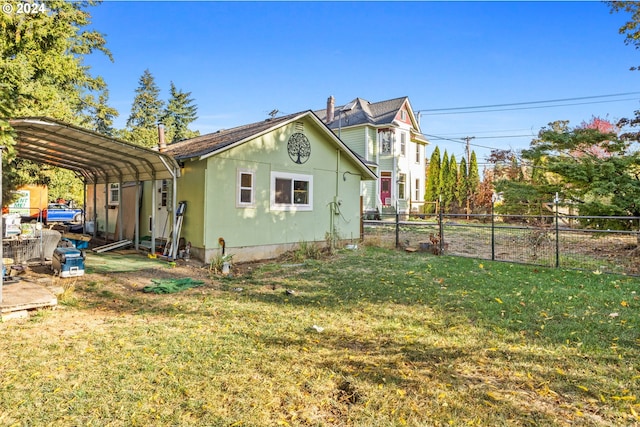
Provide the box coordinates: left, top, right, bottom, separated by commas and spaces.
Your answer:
9, 117, 180, 184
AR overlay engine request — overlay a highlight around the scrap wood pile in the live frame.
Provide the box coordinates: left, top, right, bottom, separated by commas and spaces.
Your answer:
142, 278, 205, 294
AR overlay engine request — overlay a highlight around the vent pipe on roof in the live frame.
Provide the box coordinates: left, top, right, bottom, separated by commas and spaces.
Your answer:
158, 123, 166, 152
327, 96, 335, 124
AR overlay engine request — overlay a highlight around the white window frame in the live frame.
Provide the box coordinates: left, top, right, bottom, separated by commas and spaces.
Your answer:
414, 178, 421, 201
398, 173, 406, 199
270, 171, 313, 211
400, 132, 406, 156
236, 169, 255, 208
415, 143, 421, 164
108, 183, 120, 205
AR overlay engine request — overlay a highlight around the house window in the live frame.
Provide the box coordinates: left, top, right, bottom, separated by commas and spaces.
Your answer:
415, 178, 421, 201
400, 133, 406, 156
380, 131, 392, 155
400, 110, 407, 121
415, 143, 421, 163
271, 171, 313, 211
237, 169, 255, 207
160, 180, 168, 208
398, 173, 406, 199
109, 183, 120, 205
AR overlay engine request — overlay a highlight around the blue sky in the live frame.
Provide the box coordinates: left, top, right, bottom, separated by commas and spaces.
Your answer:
84, 1, 640, 165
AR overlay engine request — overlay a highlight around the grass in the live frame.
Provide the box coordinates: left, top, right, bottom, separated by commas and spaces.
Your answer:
1, 247, 639, 426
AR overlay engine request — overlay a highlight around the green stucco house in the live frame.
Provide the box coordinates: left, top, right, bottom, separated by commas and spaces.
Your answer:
143, 110, 376, 263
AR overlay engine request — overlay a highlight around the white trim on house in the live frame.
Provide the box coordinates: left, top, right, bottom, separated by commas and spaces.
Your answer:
270, 171, 313, 212
236, 168, 255, 208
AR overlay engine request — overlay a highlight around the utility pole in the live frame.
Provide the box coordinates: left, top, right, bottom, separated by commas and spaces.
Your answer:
464, 136, 475, 219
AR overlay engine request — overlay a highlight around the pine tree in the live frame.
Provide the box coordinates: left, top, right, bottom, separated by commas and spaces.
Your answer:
161, 82, 199, 143
83, 88, 119, 136
468, 151, 481, 211
424, 147, 441, 213
124, 69, 164, 147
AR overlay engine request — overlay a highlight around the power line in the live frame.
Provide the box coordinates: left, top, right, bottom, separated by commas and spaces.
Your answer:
417, 91, 640, 114
424, 98, 640, 116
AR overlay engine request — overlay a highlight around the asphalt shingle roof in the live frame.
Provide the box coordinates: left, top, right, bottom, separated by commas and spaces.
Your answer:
164, 112, 304, 160
315, 96, 409, 129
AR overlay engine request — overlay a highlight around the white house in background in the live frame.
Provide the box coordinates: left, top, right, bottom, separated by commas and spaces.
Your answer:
316, 96, 429, 216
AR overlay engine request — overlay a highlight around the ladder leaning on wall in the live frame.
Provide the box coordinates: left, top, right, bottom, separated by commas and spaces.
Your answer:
163, 201, 186, 259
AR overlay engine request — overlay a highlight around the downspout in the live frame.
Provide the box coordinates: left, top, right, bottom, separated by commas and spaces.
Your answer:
331, 148, 341, 251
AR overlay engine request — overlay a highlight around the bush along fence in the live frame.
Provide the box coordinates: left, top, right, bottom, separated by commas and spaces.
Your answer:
362, 202, 640, 277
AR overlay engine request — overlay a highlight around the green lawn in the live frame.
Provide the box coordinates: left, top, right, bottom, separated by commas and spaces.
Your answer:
1, 246, 639, 426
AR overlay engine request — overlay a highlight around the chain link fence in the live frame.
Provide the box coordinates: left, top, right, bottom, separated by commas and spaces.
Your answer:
362, 208, 640, 276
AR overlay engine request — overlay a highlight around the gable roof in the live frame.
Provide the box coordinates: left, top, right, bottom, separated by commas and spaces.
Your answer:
315, 96, 429, 144
314, 96, 406, 127
163, 110, 377, 180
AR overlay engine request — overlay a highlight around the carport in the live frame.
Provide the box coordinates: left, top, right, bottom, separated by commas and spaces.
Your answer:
7, 117, 182, 257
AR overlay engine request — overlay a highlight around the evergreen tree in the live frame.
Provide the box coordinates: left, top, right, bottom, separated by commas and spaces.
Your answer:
79, 88, 119, 136
440, 150, 451, 211
424, 147, 441, 213
161, 82, 199, 143
0, 1, 112, 202
448, 154, 459, 212
458, 157, 468, 211
468, 151, 481, 211
124, 69, 164, 147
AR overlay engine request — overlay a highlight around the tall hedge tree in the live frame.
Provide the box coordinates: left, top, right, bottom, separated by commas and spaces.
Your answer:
457, 157, 468, 211
424, 146, 441, 213
0, 0, 112, 203
468, 151, 480, 211
440, 150, 451, 211
446, 154, 459, 212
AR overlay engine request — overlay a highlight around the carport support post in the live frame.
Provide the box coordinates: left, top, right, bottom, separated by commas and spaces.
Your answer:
134, 178, 140, 251
118, 179, 123, 241
151, 178, 157, 255
0, 145, 4, 304
104, 182, 109, 243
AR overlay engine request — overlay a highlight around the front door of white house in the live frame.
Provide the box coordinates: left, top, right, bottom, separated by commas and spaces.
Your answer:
380, 173, 392, 206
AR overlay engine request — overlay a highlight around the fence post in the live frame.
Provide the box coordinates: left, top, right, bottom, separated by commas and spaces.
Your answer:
555, 193, 560, 268
395, 203, 399, 249
438, 197, 444, 255
491, 196, 495, 261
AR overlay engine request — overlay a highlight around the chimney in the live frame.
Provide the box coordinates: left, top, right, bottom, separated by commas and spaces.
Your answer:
158, 123, 166, 152
326, 96, 335, 123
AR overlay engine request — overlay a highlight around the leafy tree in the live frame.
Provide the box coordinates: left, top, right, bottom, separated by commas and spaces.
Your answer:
608, 1, 640, 69
161, 82, 199, 143
0, 0, 112, 203
521, 119, 640, 227
424, 146, 441, 213
123, 69, 164, 147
